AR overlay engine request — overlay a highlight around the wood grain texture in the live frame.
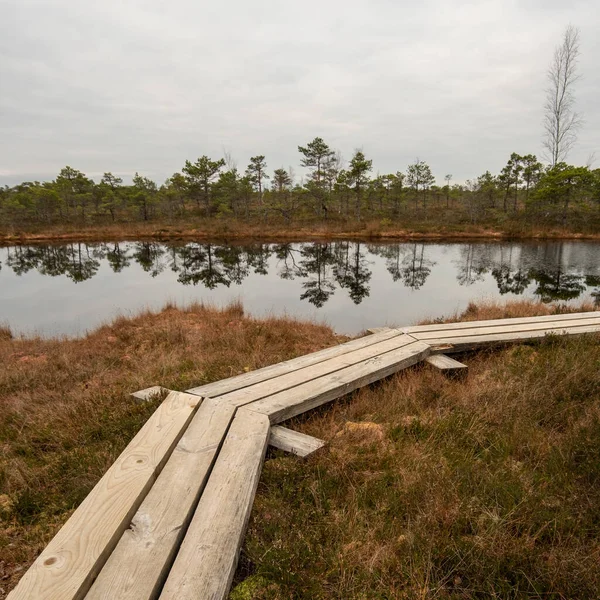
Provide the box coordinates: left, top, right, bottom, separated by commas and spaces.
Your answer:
130, 386, 167, 403
425, 325, 600, 353
86, 398, 235, 600
269, 426, 325, 457
405, 311, 600, 334
7, 392, 202, 600
425, 354, 468, 373
217, 334, 418, 409
159, 408, 270, 600
366, 327, 391, 334
409, 316, 600, 342
186, 327, 404, 397
247, 341, 430, 424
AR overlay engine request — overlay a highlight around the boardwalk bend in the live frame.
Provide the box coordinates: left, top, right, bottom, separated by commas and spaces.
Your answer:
8, 311, 600, 600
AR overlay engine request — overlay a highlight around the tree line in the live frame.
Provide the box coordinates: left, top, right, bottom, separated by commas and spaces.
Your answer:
3, 241, 599, 306
1, 141, 599, 229
2, 26, 596, 231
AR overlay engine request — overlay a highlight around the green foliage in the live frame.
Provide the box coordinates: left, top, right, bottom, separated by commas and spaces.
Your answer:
298, 137, 334, 186
245, 155, 269, 204
131, 172, 158, 221
406, 159, 435, 209
212, 168, 241, 217
532, 163, 594, 224
347, 150, 373, 219
182, 155, 225, 213
98, 172, 123, 221
298, 137, 335, 217
162, 172, 189, 217
271, 168, 291, 193
1, 145, 599, 230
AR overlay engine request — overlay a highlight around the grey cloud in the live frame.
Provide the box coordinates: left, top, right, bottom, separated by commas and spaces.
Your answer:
1, 0, 598, 185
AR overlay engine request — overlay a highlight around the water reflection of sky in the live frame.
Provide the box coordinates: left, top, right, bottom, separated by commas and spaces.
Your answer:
0, 240, 598, 337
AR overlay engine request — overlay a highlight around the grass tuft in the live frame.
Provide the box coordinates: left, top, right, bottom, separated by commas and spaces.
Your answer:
0, 324, 12, 341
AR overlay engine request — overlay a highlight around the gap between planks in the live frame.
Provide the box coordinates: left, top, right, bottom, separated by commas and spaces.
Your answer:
213, 333, 420, 410
405, 311, 600, 335
410, 316, 600, 341
86, 398, 236, 600
7, 392, 203, 600
159, 408, 270, 600
186, 326, 407, 398
246, 340, 431, 423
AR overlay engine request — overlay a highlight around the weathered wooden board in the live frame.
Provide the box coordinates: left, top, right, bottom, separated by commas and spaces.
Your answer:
424, 325, 600, 353
7, 392, 202, 600
406, 311, 600, 334
409, 316, 600, 342
247, 340, 430, 423
86, 398, 235, 600
269, 426, 325, 457
130, 386, 166, 403
186, 327, 404, 397
425, 354, 468, 374
367, 327, 391, 335
159, 408, 270, 600
217, 334, 418, 408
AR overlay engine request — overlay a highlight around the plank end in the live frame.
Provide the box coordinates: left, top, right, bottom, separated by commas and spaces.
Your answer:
131, 386, 167, 403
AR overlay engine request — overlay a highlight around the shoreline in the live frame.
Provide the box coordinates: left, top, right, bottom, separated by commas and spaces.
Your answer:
1, 224, 599, 246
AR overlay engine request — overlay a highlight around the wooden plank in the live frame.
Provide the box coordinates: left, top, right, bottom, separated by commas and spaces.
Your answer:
247, 340, 430, 424
186, 327, 405, 397
269, 426, 325, 457
7, 392, 202, 600
410, 316, 600, 342
159, 408, 270, 600
130, 386, 166, 403
426, 325, 600, 353
217, 334, 419, 409
367, 327, 391, 335
405, 311, 600, 334
425, 354, 468, 375
86, 398, 235, 600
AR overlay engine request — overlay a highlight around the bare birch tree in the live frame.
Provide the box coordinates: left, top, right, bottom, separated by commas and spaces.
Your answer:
543, 25, 582, 166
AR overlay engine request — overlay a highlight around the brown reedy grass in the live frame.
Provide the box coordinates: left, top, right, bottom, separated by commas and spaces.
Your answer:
0, 301, 338, 597
237, 300, 600, 598
1, 299, 599, 598
1, 216, 599, 246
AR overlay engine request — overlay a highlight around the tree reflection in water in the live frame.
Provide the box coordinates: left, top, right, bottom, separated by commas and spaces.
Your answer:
368, 243, 435, 290
2, 240, 599, 308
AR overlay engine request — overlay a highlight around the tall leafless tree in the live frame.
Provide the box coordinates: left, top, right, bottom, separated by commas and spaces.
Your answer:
543, 25, 582, 167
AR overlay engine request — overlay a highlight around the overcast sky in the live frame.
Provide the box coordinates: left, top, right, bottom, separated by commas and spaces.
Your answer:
1, 0, 599, 186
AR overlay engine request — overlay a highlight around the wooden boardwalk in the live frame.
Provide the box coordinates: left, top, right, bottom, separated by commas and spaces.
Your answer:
8, 311, 600, 600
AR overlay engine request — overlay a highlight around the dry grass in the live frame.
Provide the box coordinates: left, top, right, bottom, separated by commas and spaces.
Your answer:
2, 300, 599, 599
0, 325, 12, 341
0, 302, 338, 597
234, 301, 600, 599
1, 217, 599, 246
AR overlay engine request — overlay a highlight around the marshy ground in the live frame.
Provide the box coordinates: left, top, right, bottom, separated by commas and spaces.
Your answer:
1, 300, 598, 599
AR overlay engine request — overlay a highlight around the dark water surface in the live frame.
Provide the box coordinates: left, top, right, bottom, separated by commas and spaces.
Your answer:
0, 240, 598, 336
